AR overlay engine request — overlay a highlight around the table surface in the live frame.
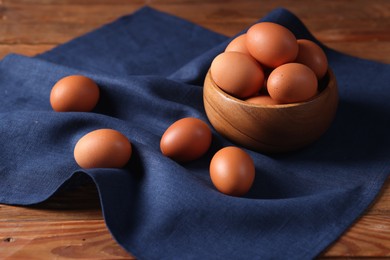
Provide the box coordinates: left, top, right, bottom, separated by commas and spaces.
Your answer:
0, 0, 389, 259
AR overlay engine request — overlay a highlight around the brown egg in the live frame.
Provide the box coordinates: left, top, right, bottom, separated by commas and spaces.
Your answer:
160, 117, 212, 162
210, 52, 264, 99
295, 39, 328, 79
246, 94, 279, 106
50, 75, 100, 112
74, 129, 132, 169
225, 34, 251, 55
246, 22, 298, 68
210, 146, 255, 196
267, 63, 318, 104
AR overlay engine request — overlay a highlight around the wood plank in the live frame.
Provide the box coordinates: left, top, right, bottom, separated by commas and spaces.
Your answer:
322, 215, 390, 257
0, 4, 143, 44
1, 1, 389, 44
1, 1, 389, 62
0, 220, 133, 259
0, 183, 102, 222
0, 44, 55, 59
324, 42, 390, 64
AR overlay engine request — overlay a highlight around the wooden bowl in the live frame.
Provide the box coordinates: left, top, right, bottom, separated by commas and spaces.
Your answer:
203, 69, 338, 153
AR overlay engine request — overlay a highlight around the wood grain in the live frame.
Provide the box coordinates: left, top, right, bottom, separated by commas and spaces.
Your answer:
0, 220, 132, 259
0, 183, 134, 259
0, 0, 389, 259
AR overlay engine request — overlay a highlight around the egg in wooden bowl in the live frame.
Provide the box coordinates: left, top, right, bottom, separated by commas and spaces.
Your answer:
204, 22, 338, 153
203, 68, 338, 153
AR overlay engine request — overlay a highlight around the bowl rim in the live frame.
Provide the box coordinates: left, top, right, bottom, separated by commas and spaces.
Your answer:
205, 68, 336, 109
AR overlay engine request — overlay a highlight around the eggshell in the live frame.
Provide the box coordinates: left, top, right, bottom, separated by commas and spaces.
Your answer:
267, 63, 318, 104
225, 34, 251, 55
160, 117, 212, 162
50, 75, 100, 112
74, 129, 132, 169
210, 52, 264, 99
246, 22, 298, 68
246, 94, 279, 106
210, 146, 255, 196
295, 39, 328, 79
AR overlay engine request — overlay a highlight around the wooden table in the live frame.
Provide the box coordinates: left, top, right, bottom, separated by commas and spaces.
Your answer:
0, 1, 389, 259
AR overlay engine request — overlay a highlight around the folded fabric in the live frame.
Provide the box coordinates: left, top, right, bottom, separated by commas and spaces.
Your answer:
1, 7, 389, 259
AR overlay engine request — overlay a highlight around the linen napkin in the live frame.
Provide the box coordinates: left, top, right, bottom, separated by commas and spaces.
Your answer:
0, 7, 389, 259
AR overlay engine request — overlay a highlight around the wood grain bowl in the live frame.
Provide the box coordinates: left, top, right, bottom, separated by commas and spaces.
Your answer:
203, 69, 338, 153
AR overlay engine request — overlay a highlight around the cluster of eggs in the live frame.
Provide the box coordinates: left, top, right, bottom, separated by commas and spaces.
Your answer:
160, 117, 255, 197
50, 77, 253, 196
210, 22, 328, 105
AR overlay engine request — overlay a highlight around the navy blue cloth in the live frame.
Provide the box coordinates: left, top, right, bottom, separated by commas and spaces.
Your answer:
1, 7, 389, 259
